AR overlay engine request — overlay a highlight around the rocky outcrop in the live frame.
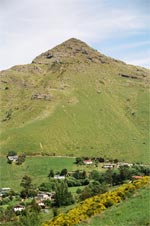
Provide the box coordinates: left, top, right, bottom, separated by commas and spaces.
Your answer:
31, 93, 52, 101
32, 38, 111, 66
119, 73, 139, 80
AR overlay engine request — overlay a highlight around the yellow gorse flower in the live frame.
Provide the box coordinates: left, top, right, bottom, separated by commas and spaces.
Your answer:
42, 176, 149, 226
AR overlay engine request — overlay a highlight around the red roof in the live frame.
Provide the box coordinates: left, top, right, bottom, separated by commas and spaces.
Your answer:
132, 176, 143, 179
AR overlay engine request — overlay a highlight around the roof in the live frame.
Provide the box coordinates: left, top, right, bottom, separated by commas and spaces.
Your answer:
7, 155, 18, 160
83, 160, 93, 164
54, 175, 65, 179
14, 205, 24, 208
132, 175, 143, 179
13, 205, 25, 211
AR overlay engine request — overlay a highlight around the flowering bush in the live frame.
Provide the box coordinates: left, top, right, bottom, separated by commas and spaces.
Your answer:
42, 176, 149, 226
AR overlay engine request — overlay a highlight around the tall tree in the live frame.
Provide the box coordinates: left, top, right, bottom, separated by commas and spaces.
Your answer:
60, 168, 68, 176
54, 181, 74, 207
20, 175, 36, 198
48, 169, 54, 179
20, 175, 32, 190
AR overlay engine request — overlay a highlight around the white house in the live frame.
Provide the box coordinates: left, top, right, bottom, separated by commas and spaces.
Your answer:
7, 155, 18, 162
36, 201, 45, 208
102, 164, 115, 169
37, 192, 54, 201
118, 162, 133, 167
54, 175, 65, 179
0, 187, 11, 195
13, 205, 25, 212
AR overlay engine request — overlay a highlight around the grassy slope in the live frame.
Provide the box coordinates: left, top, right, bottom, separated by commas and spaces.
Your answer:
0, 39, 150, 163
78, 187, 150, 226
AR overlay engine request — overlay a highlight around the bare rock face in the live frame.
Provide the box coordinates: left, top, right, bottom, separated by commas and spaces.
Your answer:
31, 93, 52, 101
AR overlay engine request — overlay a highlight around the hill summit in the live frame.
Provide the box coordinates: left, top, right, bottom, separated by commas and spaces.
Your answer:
32, 38, 120, 67
0, 38, 149, 163
32, 38, 102, 63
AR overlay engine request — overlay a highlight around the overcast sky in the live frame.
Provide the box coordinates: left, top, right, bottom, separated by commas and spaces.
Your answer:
0, 0, 149, 70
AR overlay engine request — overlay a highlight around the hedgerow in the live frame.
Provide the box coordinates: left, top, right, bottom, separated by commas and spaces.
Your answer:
42, 176, 149, 226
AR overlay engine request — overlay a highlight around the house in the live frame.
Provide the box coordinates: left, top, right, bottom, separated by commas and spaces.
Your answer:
7, 155, 18, 162
118, 162, 133, 167
54, 175, 65, 179
102, 164, 115, 169
36, 201, 45, 208
0, 187, 11, 195
83, 160, 93, 165
13, 205, 25, 212
36, 192, 54, 201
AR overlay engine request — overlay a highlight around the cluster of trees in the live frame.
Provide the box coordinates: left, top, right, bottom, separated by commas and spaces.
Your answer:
78, 181, 108, 201
47, 169, 89, 187
75, 157, 120, 165
20, 175, 37, 199
75, 157, 104, 165
90, 165, 150, 187
48, 168, 68, 179
66, 170, 89, 187
54, 181, 74, 207
66, 177, 89, 187
76, 164, 150, 201
16, 154, 26, 165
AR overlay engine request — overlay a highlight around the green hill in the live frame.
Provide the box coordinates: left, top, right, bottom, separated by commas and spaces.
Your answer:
0, 38, 150, 162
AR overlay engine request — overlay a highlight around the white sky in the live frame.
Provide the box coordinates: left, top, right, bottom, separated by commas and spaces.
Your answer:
0, 0, 149, 70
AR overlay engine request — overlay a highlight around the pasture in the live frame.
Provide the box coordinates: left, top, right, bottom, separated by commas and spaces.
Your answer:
0, 156, 75, 191
0, 156, 102, 191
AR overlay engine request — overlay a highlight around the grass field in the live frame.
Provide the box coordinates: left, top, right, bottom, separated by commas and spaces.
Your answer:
0, 156, 75, 191
78, 187, 150, 226
0, 156, 105, 191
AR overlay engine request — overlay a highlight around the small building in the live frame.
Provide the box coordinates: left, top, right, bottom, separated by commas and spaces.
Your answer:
7, 155, 18, 162
118, 162, 133, 167
0, 187, 11, 195
54, 175, 65, 180
83, 160, 93, 165
13, 205, 25, 212
102, 164, 115, 169
36, 192, 54, 201
36, 201, 45, 208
